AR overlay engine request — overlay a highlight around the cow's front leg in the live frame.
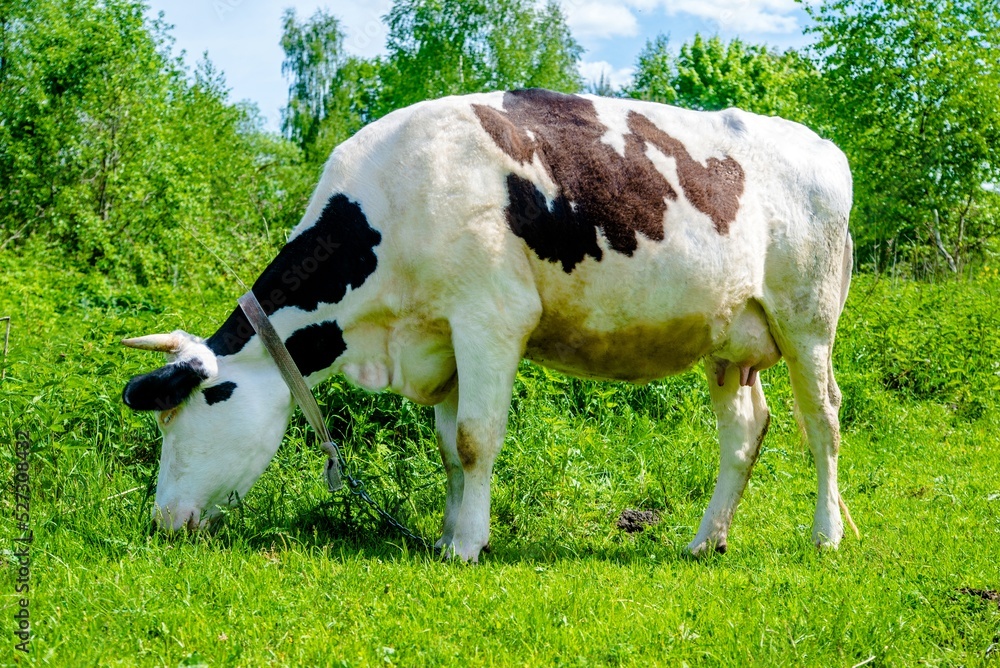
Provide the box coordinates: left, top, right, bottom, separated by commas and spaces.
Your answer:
688, 359, 770, 556
433, 386, 462, 550
442, 317, 526, 562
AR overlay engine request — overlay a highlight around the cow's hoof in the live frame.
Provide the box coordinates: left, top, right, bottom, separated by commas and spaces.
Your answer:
812, 530, 842, 550
685, 537, 727, 558
812, 516, 844, 550
440, 537, 486, 563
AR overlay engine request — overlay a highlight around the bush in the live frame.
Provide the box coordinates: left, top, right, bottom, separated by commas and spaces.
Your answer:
0, 0, 312, 287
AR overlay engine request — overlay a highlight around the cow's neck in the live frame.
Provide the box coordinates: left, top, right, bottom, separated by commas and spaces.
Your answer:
205, 192, 383, 378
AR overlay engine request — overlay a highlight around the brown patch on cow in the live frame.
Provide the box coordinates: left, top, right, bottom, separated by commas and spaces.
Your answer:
472, 104, 537, 165
616, 509, 660, 533
627, 112, 744, 235
525, 313, 714, 383
455, 424, 477, 469
472, 89, 744, 272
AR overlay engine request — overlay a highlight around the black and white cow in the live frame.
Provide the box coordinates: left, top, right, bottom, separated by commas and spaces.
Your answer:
123, 89, 853, 561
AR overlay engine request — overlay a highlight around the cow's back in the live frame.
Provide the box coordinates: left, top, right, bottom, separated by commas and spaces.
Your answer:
298, 91, 850, 386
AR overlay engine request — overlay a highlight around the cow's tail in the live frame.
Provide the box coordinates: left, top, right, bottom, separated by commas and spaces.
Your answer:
838, 231, 853, 315
840, 493, 860, 540
836, 229, 860, 540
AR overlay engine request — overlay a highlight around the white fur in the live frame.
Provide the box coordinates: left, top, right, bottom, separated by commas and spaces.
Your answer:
153, 354, 293, 531
148, 93, 852, 559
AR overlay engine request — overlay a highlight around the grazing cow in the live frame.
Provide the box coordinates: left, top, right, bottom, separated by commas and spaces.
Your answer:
122, 89, 853, 561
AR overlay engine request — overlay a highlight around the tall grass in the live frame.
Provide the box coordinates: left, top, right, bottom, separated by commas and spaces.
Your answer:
2, 258, 999, 665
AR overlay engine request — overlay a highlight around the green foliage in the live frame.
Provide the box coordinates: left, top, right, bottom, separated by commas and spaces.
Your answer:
0, 0, 310, 285
836, 276, 1000, 420
278, 0, 581, 170
628, 35, 677, 105
584, 71, 617, 97
307, 57, 385, 161
380, 0, 582, 114
807, 0, 1000, 274
626, 34, 817, 121
280, 8, 347, 150
279, 8, 387, 168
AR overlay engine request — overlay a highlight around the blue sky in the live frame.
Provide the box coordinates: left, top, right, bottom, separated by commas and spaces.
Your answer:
145, 1, 817, 132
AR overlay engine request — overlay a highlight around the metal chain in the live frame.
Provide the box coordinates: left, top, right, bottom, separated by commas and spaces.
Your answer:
324, 440, 434, 552
237, 291, 433, 552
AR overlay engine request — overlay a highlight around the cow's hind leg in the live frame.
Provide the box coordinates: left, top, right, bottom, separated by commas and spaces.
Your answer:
688, 359, 771, 556
433, 386, 462, 550
765, 235, 851, 549
786, 348, 844, 548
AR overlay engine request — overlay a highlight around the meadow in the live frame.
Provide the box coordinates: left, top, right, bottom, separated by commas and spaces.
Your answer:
2, 255, 999, 666
3, 0, 999, 663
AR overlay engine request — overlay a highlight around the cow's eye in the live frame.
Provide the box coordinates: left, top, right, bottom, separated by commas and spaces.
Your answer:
158, 407, 180, 427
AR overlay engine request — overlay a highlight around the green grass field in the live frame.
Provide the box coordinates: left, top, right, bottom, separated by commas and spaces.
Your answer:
2, 261, 999, 666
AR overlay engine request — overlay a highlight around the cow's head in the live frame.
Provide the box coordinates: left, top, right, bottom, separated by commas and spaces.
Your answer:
121, 331, 292, 531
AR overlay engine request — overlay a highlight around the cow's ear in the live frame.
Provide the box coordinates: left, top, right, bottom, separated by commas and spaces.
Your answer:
122, 361, 208, 412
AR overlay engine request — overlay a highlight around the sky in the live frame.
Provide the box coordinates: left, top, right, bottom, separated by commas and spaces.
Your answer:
145, 0, 818, 132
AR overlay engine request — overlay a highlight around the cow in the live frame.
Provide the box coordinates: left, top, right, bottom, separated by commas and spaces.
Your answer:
121, 89, 854, 562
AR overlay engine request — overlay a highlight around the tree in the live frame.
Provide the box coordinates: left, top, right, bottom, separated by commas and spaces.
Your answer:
626, 34, 817, 121
278, 0, 582, 163
674, 35, 816, 121
280, 8, 346, 150
0, 0, 306, 285
585, 71, 617, 97
379, 0, 582, 114
627, 35, 678, 105
807, 0, 1000, 274
306, 57, 384, 162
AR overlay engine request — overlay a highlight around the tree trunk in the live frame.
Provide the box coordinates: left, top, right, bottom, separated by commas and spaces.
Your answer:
929, 209, 958, 273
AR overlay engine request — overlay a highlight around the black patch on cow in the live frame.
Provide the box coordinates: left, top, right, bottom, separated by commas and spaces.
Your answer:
284, 320, 347, 377
203, 381, 237, 406
472, 88, 745, 272
123, 361, 208, 411
206, 194, 381, 357
506, 173, 603, 272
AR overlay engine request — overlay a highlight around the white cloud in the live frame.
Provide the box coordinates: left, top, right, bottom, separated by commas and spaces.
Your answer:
562, 1, 640, 39
578, 60, 635, 89
623, 0, 804, 34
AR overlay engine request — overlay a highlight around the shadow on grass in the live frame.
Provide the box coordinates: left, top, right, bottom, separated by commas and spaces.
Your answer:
186, 498, 720, 568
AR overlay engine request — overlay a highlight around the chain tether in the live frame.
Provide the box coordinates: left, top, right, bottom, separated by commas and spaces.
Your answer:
238, 291, 431, 550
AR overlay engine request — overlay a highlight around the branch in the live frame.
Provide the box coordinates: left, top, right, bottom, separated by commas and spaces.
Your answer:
0, 220, 30, 252
928, 208, 958, 273
954, 191, 974, 261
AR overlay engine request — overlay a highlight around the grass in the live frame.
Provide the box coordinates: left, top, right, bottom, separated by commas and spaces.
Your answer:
2, 258, 1000, 666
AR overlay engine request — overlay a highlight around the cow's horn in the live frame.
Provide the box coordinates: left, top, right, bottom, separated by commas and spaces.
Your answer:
121, 333, 182, 353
